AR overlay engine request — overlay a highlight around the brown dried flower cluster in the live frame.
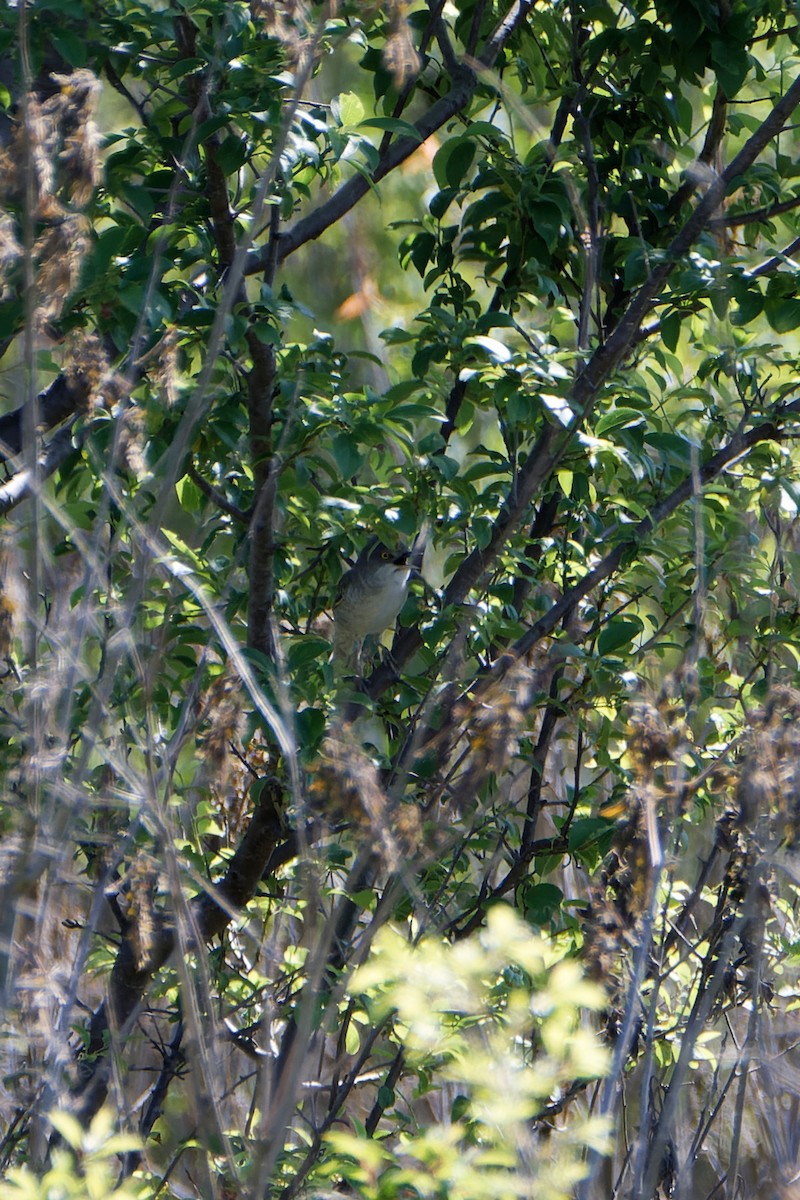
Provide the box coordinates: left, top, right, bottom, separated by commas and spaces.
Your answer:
32, 201, 91, 330
120, 853, 160, 972
0, 69, 102, 330
0, 214, 21, 301
383, 1, 422, 88
308, 728, 421, 868
250, 0, 315, 68
735, 686, 800, 848
0, 583, 16, 661
62, 329, 121, 418
151, 327, 181, 408
447, 663, 537, 806
116, 405, 147, 477
583, 784, 653, 1005
583, 696, 686, 1018
196, 673, 248, 828
626, 698, 683, 770
219, 727, 280, 841
28, 70, 103, 210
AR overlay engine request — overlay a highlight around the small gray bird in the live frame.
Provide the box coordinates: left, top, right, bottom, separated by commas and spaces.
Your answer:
333, 540, 411, 672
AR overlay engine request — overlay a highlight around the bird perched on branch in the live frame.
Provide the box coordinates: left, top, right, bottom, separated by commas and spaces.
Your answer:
332, 539, 411, 673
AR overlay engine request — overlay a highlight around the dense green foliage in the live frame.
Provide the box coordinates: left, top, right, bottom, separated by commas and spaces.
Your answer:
1, 1, 800, 1196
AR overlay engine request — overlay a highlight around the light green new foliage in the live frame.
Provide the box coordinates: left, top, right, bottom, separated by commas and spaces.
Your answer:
322, 906, 610, 1200
0, 1110, 142, 1200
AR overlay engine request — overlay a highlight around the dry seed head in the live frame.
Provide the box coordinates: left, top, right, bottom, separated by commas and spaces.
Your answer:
308, 731, 387, 829
626, 700, 680, 772
383, 2, 422, 88
198, 672, 246, 778
583, 785, 654, 1000
117, 405, 147, 476
33, 203, 90, 330
224, 728, 278, 837
62, 330, 113, 415
0, 147, 18, 206
250, 1, 314, 67
0, 586, 16, 658
308, 730, 421, 868
0, 213, 21, 300
451, 664, 535, 798
11, 71, 103, 212
41, 69, 103, 209
0, 69, 102, 330
735, 686, 800, 846
152, 327, 181, 407
120, 854, 160, 972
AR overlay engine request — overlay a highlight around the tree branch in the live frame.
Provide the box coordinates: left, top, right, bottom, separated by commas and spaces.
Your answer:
75, 779, 294, 1123
0, 374, 89, 464
710, 191, 800, 227
365, 71, 800, 696
501, 396, 800, 671
187, 462, 251, 523
245, 331, 278, 656
249, 1, 533, 272
0, 420, 81, 515
749, 233, 800, 278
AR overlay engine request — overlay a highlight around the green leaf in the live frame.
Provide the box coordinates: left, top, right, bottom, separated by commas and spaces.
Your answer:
335, 91, 366, 127
62, 501, 97, 531
731, 287, 763, 325
359, 116, 422, 142
522, 882, 563, 926
296, 707, 326, 751
213, 134, 248, 175
598, 618, 643, 656
175, 475, 203, 513
330, 432, 364, 477
429, 188, 458, 219
660, 311, 682, 352
567, 817, 614, 853
711, 41, 750, 97
464, 335, 512, 362
595, 407, 645, 435
286, 638, 330, 670
566, 817, 616, 870
764, 295, 800, 334
433, 139, 476, 190
50, 30, 87, 67
529, 199, 564, 251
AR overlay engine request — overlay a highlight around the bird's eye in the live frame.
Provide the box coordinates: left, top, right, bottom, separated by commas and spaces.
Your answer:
381, 551, 391, 560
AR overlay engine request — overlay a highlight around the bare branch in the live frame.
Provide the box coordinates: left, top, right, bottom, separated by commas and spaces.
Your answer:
187, 462, 251, 522
0, 419, 80, 515
711, 191, 800, 227
0, 374, 89, 464
749, 233, 800, 278
75, 777, 296, 1123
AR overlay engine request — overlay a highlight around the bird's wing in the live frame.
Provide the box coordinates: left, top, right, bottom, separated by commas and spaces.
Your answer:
333, 565, 356, 609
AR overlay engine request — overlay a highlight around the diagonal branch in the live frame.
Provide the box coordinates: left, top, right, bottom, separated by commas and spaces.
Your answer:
710, 191, 800, 227
499, 396, 800, 672
75, 778, 295, 1124
248, 1, 534, 273
0, 419, 81, 515
365, 72, 800, 697
0, 374, 90, 464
